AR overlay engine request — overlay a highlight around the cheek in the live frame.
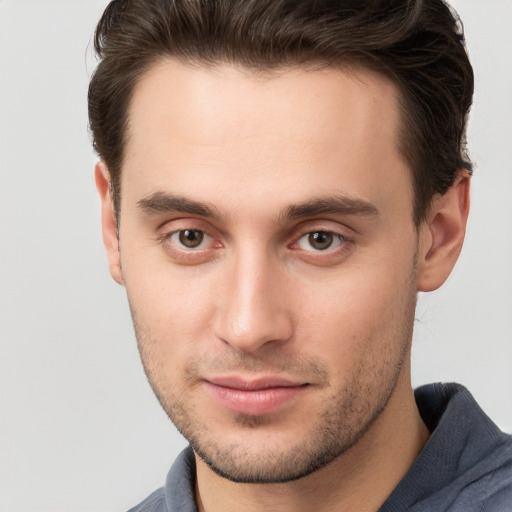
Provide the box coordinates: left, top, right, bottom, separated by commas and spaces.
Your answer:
123, 257, 219, 362
292, 258, 416, 368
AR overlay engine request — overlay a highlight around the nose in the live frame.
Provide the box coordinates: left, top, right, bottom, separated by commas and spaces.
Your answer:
213, 248, 294, 354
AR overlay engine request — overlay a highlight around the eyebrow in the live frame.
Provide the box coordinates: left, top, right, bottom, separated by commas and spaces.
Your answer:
138, 192, 221, 219
281, 196, 379, 221
137, 191, 379, 221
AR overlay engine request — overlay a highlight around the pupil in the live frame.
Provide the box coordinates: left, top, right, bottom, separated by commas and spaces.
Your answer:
179, 230, 204, 248
309, 231, 333, 250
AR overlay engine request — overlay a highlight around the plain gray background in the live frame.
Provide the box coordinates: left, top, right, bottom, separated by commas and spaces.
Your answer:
0, 1, 511, 510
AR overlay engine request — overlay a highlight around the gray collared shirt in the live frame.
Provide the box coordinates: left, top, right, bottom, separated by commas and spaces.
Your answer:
128, 383, 512, 512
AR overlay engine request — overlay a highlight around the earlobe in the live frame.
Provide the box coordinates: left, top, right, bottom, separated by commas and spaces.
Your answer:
416, 170, 471, 292
95, 161, 124, 285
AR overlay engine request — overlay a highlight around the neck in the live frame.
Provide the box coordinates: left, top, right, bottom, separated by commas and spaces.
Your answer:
195, 369, 429, 512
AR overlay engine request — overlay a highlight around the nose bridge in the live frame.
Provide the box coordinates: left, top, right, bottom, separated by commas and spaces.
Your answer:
214, 243, 292, 352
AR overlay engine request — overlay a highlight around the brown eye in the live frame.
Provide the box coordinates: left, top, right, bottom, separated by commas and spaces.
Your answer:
297, 231, 344, 252
308, 231, 334, 250
178, 229, 205, 248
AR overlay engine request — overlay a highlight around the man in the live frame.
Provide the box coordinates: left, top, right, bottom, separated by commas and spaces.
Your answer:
89, 0, 512, 510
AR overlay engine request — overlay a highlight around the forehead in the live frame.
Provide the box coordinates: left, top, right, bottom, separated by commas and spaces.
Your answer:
123, 59, 412, 220
127, 59, 401, 149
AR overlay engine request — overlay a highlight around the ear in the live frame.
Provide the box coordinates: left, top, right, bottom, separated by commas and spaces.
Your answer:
416, 170, 470, 292
95, 161, 124, 285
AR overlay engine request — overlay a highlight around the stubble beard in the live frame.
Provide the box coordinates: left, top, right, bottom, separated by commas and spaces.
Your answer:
131, 316, 414, 484
181, 363, 406, 484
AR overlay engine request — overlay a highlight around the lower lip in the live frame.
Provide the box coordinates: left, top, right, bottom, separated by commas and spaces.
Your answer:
205, 382, 307, 416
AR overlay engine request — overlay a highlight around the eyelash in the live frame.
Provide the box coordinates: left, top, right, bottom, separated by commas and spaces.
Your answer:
288, 228, 353, 265
158, 224, 352, 263
156, 223, 221, 264
294, 230, 348, 251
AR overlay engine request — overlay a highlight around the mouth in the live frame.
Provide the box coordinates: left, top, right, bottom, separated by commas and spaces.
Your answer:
204, 376, 310, 416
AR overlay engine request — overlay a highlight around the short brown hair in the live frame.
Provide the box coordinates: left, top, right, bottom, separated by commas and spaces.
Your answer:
88, 0, 474, 225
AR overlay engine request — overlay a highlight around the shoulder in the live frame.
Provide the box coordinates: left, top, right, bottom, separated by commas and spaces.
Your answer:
126, 447, 198, 512
469, 434, 512, 508
127, 488, 167, 512
418, 383, 512, 511
425, 439, 512, 512
446, 434, 512, 511
381, 383, 512, 512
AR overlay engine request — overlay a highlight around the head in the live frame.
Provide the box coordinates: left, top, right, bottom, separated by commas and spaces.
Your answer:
90, 0, 472, 484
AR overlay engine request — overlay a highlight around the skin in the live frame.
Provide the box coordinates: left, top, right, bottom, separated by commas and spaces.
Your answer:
97, 60, 470, 512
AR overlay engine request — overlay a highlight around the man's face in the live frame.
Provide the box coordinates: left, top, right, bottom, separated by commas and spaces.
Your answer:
115, 61, 422, 483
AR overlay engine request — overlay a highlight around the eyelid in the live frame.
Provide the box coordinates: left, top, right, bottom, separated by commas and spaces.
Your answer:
161, 228, 220, 247
156, 217, 221, 241
167, 229, 213, 250
296, 231, 345, 251
290, 220, 354, 244
156, 218, 224, 263
286, 222, 354, 264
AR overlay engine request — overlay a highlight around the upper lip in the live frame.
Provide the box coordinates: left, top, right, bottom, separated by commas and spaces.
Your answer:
205, 375, 307, 390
